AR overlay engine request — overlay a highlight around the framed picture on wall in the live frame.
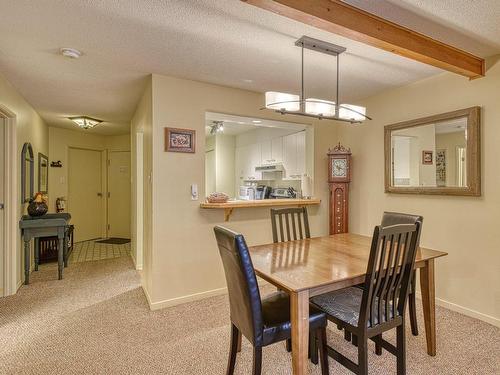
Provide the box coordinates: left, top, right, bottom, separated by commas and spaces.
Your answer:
422, 150, 433, 165
164, 127, 196, 153
38, 152, 49, 193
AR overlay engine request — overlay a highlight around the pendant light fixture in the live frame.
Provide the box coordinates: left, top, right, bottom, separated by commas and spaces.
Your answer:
264, 36, 371, 124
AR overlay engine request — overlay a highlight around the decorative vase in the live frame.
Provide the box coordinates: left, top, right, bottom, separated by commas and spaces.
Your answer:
27, 193, 48, 217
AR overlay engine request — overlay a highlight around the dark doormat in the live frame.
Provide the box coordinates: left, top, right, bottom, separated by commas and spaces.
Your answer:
96, 238, 131, 244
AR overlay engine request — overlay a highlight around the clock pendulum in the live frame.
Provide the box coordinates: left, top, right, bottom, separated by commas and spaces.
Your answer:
327, 143, 352, 235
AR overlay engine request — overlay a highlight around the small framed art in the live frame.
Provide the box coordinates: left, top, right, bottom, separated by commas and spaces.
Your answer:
165, 127, 196, 153
422, 150, 433, 165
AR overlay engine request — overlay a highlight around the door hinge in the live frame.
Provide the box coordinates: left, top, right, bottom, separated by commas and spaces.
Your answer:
107, 192, 110, 198
107, 224, 110, 230
107, 159, 110, 166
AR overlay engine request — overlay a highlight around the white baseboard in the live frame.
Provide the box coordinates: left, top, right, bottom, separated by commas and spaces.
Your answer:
130, 253, 143, 271
145, 287, 228, 311
416, 292, 500, 328
435, 297, 500, 328
142, 283, 153, 307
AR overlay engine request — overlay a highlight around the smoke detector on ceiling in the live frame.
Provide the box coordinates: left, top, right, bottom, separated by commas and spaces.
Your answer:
60, 47, 82, 59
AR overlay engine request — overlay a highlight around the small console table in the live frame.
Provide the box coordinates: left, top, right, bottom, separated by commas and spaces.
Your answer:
19, 213, 72, 284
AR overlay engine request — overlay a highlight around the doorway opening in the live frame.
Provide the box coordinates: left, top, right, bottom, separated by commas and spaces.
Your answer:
65, 144, 131, 264
0, 105, 17, 296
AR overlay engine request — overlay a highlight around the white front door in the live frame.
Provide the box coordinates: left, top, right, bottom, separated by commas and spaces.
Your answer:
107, 151, 131, 238
68, 148, 104, 242
0, 118, 5, 295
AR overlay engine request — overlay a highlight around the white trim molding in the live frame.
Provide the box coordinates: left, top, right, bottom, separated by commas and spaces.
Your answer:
415, 292, 500, 328
0, 105, 18, 296
144, 286, 227, 311
434, 296, 500, 328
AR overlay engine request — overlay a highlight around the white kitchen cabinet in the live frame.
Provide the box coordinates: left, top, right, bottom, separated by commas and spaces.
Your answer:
261, 140, 272, 164
271, 137, 283, 163
236, 143, 262, 181
260, 137, 284, 165
283, 131, 306, 180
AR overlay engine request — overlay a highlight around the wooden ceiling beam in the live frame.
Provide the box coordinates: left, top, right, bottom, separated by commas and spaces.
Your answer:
242, 0, 485, 79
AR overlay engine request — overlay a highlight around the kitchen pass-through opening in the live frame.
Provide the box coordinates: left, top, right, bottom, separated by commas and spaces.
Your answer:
204, 112, 314, 202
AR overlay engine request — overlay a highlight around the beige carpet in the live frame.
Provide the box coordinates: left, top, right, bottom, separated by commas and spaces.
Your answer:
0, 257, 498, 374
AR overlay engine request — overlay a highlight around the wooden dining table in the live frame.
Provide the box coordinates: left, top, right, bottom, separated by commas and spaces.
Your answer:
248, 233, 447, 375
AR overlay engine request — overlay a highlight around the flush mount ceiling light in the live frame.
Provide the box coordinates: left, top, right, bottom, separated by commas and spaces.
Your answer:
60, 47, 82, 59
68, 116, 102, 129
264, 36, 372, 124
210, 121, 224, 135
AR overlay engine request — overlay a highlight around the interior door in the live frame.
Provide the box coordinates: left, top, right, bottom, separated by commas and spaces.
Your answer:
107, 151, 131, 238
68, 148, 104, 242
0, 118, 5, 294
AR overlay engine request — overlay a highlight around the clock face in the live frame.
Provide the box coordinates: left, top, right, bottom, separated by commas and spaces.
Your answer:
332, 158, 347, 178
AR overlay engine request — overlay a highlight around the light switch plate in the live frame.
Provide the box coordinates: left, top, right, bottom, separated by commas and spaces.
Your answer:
191, 184, 198, 200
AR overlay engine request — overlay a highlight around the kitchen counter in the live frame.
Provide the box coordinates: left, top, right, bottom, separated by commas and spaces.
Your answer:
200, 198, 321, 221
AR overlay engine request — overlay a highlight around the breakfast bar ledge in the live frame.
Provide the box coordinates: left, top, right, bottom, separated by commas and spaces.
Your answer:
200, 198, 321, 221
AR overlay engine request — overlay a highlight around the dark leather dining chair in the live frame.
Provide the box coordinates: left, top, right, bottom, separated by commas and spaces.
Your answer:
214, 225, 329, 375
310, 222, 422, 375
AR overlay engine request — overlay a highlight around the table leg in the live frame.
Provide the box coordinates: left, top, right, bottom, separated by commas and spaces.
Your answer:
420, 259, 436, 356
58, 236, 64, 280
24, 239, 30, 285
63, 231, 68, 267
291, 290, 309, 375
34, 238, 40, 271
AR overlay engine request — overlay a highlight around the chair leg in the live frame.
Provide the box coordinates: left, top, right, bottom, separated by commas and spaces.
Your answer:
344, 330, 352, 342
409, 272, 419, 336
352, 334, 358, 347
357, 338, 368, 375
310, 332, 318, 365
253, 347, 262, 375
237, 331, 242, 352
409, 291, 419, 336
396, 321, 406, 375
317, 328, 330, 375
374, 334, 383, 355
286, 339, 292, 352
226, 324, 239, 375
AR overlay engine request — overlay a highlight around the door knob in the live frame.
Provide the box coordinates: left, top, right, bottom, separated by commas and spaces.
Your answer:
97, 193, 103, 197
0, 203, 4, 209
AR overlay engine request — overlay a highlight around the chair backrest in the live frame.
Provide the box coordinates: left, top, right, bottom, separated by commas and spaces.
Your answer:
359, 221, 422, 329
214, 226, 264, 346
381, 211, 423, 245
270, 207, 310, 243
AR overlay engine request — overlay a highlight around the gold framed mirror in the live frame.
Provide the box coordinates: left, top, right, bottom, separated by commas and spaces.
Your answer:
384, 107, 480, 196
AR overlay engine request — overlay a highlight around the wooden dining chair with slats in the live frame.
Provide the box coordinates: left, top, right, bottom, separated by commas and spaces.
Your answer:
270, 207, 310, 243
270, 206, 313, 354
311, 222, 422, 375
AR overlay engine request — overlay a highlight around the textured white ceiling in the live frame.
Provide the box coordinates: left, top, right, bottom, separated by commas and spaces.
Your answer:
0, 0, 498, 135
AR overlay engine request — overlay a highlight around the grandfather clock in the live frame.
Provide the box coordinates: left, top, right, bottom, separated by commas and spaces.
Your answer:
328, 143, 352, 235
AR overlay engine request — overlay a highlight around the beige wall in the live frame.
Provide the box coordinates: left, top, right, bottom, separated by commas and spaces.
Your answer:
144, 74, 338, 308
130, 77, 152, 288
338, 56, 500, 326
0, 72, 49, 290
48, 127, 130, 211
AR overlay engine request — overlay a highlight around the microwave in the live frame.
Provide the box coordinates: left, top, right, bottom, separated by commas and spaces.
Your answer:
239, 186, 255, 200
